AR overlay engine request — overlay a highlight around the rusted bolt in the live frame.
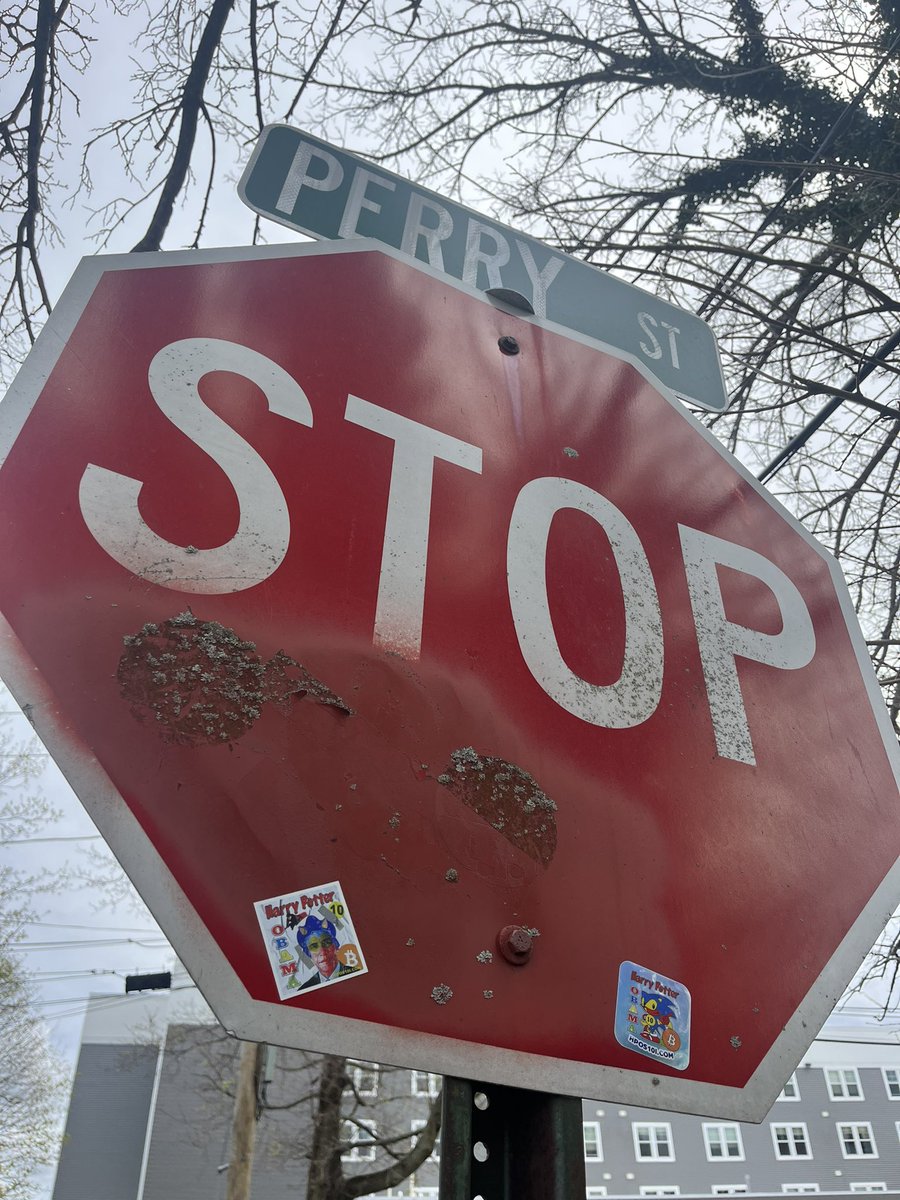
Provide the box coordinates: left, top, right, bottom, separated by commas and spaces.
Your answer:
498, 335, 520, 356
497, 925, 533, 965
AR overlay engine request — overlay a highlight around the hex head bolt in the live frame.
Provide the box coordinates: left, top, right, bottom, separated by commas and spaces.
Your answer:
497, 925, 533, 965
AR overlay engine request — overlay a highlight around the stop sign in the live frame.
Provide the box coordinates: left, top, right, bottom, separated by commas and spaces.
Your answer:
1, 241, 897, 1120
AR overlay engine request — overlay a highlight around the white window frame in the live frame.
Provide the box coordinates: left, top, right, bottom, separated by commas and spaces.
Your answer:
633, 1122, 675, 1161
771, 1122, 812, 1159
826, 1067, 864, 1100
837, 1121, 878, 1158
583, 1121, 603, 1162
883, 1067, 900, 1099
411, 1190, 439, 1199
849, 1185, 887, 1193
411, 1118, 440, 1163
778, 1074, 801, 1101
712, 1187, 749, 1195
410, 1070, 441, 1097
703, 1123, 745, 1161
586, 1189, 608, 1198
781, 1186, 819, 1194
342, 1119, 377, 1162
639, 1188, 680, 1197
350, 1061, 379, 1098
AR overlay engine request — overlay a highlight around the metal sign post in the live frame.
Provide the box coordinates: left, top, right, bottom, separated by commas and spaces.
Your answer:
440, 1077, 586, 1200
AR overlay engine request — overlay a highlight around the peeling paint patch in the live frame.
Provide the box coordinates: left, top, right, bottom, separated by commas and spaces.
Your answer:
118, 612, 352, 745
444, 867, 458, 882
476, 950, 493, 964
431, 983, 453, 1005
483, 989, 494, 999
261, 648, 353, 715
437, 747, 557, 866
388, 812, 401, 830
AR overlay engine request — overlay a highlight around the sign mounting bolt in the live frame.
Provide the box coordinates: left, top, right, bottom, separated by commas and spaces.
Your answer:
497, 925, 533, 965
498, 335, 520, 356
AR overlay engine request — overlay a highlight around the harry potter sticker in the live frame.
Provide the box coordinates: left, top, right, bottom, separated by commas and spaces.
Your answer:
614, 960, 691, 1071
254, 881, 367, 1000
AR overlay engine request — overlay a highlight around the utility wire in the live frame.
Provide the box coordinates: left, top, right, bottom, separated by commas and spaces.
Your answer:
5, 834, 103, 844
14, 937, 170, 950
25, 920, 162, 933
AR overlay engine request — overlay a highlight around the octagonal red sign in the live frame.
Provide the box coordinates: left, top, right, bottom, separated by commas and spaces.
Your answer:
1, 241, 897, 1118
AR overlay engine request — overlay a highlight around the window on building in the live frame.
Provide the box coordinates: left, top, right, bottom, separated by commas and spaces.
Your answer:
849, 1185, 888, 1193
778, 1074, 801, 1101
583, 1122, 603, 1161
703, 1124, 745, 1161
350, 1061, 379, 1098
411, 1190, 439, 1199
410, 1071, 441, 1097
826, 1068, 864, 1100
411, 1118, 440, 1163
712, 1187, 749, 1195
586, 1189, 608, 1198
781, 1185, 819, 1194
838, 1122, 877, 1158
341, 1120, 377, 1162
633, 1123, 675, 1161
639, 1188, 680, 1196
771, 1123, 812, 1159
883, 1068, 900, 1099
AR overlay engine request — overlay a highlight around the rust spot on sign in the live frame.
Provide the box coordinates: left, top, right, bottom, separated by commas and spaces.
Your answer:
118, 612, 352, 746
437, 746, 557, 866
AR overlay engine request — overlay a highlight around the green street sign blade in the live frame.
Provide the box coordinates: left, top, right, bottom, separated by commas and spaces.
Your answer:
239, 124, 728, 412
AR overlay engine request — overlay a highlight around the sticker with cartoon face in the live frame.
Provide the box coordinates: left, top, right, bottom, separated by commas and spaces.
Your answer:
614, 960, 691, 1071
254, 880, 367, 999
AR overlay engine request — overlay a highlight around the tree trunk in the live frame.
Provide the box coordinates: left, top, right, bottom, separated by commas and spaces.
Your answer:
306, 1055, 347, 1200
226, 1040, 263, 1200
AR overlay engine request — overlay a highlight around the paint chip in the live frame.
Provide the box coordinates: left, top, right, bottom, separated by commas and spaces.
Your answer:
438, 749, 557, 866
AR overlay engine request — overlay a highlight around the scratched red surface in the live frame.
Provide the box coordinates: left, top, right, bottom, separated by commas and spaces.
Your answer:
0, 249, 897, 1088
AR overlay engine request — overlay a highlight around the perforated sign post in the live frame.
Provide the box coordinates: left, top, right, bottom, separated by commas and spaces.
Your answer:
0, 241, 898, 1124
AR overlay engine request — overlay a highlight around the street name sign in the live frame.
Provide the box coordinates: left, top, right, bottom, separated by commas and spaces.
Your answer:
0, 241, 897, 1120
238, 125, 728, 413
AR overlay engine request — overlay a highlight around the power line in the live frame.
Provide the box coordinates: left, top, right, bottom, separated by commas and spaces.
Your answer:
14, 937, 169, 950
4, 834, 103, 844
25, 920, 162, 934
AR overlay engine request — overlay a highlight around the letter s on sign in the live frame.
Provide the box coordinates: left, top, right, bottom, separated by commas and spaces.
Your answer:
78, 338, 313, 593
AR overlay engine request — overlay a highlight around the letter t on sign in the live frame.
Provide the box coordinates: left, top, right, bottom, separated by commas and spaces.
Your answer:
344, 395, 483, 659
